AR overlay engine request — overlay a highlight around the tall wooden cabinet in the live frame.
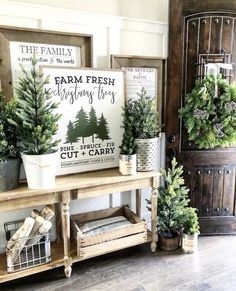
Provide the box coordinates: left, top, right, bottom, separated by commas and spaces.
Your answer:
167, 0, 236, 234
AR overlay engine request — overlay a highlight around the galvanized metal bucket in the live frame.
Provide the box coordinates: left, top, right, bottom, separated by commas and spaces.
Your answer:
135, 137, 158, 171
181, 232, 199, 253
0, 159, 20, 191
119, 154, 137, 175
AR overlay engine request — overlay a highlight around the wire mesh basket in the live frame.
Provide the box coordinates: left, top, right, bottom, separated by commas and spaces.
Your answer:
4, 219, 51, 273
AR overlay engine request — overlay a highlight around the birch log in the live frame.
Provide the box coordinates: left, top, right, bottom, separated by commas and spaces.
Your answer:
6, 217, 35, 262
26, 220, 52, 245
30, 209, 40, 219
26, 216, 44, 245
39, 220, 52, 234
40, 205, 54, 220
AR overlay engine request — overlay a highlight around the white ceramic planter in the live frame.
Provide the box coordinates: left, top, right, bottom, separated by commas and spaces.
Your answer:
119, 154, 137, 175
21, 152, 57, 189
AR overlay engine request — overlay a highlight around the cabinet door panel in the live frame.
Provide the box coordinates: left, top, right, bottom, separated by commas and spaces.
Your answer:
222, 167, 235, 216
192, 169, 204, 215
184, 166, 235, 218
202, 169, 213, 216
210, 17, 223, 53
212, 168, 224, 216
199, 17, 211, 54
222, 17, 234, 52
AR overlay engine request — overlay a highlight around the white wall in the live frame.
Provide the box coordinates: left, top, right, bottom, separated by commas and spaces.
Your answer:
7, 0, 169, 22
0, 0, 168, 252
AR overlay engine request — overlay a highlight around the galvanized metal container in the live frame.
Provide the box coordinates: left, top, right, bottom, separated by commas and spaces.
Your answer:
5, 219, 51, 273
181, 232, 199, 253
119, 154, 137, 175
135, 137, 158, 171
0, 159, 20, 192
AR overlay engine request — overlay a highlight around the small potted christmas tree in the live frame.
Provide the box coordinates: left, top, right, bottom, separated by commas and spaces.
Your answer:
119, 102, 137, 175
0, 91, 20, 191
15, 56, 61, 189
157, 158, 190, 250
181, 207, 200, 253
126, 88, 160, 171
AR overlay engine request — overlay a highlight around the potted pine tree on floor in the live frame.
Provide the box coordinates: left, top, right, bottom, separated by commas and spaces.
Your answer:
0, 91, 20, 191
157, 158, 190, 250
181, 207, 200, 253
15, 56, 61, 189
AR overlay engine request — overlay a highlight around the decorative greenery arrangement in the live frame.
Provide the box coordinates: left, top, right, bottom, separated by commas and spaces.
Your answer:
119, 103, 136, 155
0, 91, 19, 161
157, 158, 190, 238
179, 74, 236, 149
126, 87, 160, 139
183, 207, 200, 235
15, 56, 61, 155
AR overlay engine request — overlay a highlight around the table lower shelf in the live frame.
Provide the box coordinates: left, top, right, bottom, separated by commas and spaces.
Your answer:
0, 231, 152, 283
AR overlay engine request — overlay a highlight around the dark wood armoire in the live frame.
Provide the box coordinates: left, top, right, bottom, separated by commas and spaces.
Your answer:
167, 0, 236, 234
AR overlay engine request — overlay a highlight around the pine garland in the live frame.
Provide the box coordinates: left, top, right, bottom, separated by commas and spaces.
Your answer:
179, 74, 236, 149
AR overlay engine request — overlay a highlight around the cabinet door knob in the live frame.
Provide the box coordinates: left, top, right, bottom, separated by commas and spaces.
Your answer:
215, 208, 220, 212
168, 134, 176, 143
168, 148, 176, 158
225, 208, 229, 212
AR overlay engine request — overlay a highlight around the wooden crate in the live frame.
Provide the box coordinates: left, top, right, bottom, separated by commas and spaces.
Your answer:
71, 206, 148, 259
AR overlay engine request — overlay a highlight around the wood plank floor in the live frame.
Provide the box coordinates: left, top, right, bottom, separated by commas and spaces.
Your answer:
1, 235, 236, 291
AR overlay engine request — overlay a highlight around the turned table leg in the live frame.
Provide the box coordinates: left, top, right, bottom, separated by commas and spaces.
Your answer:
136, 189, 141, 218
150, 185, 158, 252
61, 191, 72, 277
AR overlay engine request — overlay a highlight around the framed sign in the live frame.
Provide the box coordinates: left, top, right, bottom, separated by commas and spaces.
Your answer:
42, 66, 125, 175
0, 26, 92, 99
124, 67, 157, 101
10, 41, 81, 87
111, 54, 166, 126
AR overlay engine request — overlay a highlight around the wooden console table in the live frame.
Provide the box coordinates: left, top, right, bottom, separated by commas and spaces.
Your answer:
0, 168, 159, 283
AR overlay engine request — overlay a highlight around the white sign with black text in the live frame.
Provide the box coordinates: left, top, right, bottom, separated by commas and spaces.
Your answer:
124, 67, 157, 100
10, 42, 80, 86
42, 67, 124, 175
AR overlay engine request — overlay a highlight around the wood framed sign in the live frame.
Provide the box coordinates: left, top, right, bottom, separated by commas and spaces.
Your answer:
124, 67, 157, 101
111, 54, 166, 126
0, 26, 92, 99
42, 66, 125, 175
10, 42, 81, 87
